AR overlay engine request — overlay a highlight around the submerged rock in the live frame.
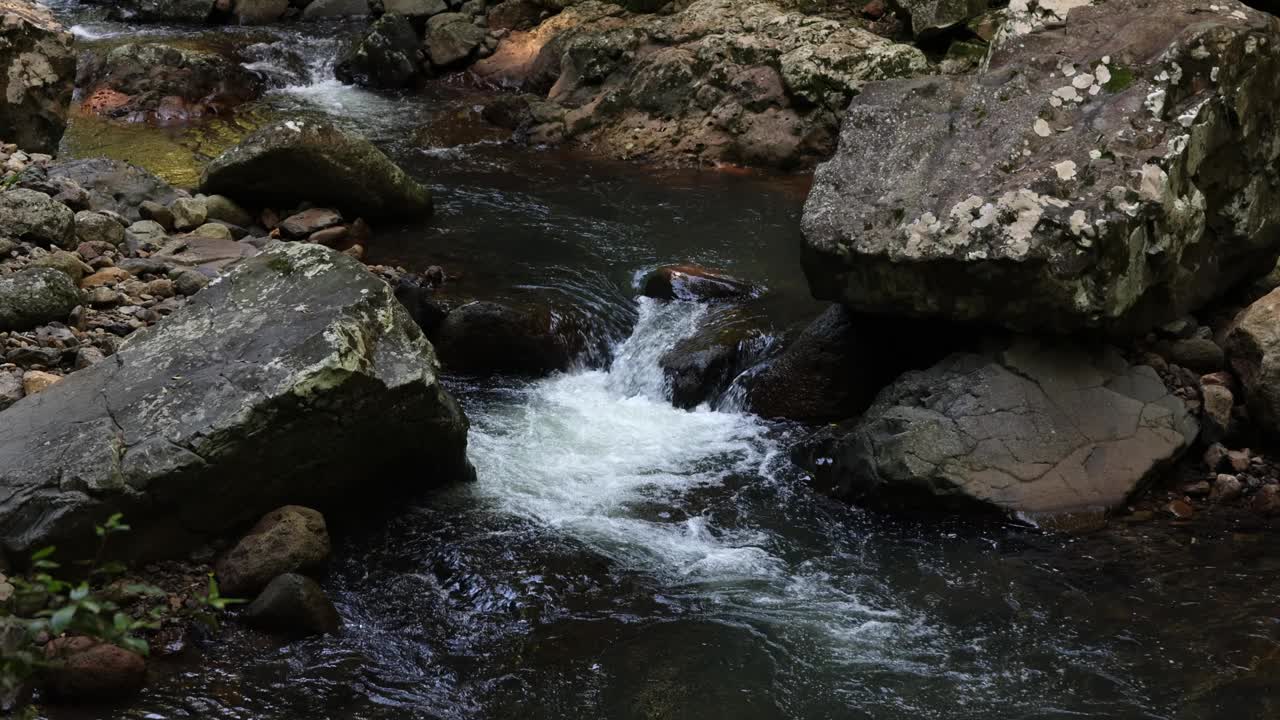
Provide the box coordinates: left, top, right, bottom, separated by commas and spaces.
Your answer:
0, 0, 76, 154
43, 158, 179, 221
640, 265, 755, 303
802, 339, 1198, 520
802, 0, 1280, 336
433, 300, 581, 376
244, 573, 341, 636
106, 0, 214, 22
0, 243, 473, 561
200, 119, 432, 219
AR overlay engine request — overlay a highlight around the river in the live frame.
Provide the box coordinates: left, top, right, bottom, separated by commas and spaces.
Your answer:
36, 4, 1280, 718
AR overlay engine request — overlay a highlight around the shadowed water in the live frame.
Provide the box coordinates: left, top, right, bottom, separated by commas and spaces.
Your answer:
33, 3, 1280, 719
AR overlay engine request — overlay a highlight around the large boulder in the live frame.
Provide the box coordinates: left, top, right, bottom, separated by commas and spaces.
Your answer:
471, 0, 929, 168
801, 339, 1198, 520
0, 188, 75, 248
77, 43, 264, 123
334, 14, 422, 89
0, 243, 473, 561
43, 158, 179, 221
0, 267, 80, 331
0, 1, 76, 154
802, 0, 1280, 336
200, 119, 432, 219
1225, 287, 1280, 437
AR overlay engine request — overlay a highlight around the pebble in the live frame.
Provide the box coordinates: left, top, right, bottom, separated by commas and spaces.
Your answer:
1166, 499, 1195, 519
1210, 474, 1243, 503
21, 370, 61, 395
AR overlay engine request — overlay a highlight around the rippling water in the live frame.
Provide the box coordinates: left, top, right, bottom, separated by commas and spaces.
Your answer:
34, 3, 1280, 719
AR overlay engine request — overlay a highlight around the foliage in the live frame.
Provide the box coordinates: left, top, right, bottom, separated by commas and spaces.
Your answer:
0, 514, 243, 709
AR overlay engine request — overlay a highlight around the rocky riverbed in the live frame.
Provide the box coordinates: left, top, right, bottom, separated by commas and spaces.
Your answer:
2, 0, 1280, 717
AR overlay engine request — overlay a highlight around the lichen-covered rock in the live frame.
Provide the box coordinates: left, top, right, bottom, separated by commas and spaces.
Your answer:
0, 188, 75, 248
802, 339, 1198, 520
889, 0, 988, 38
803, 0, 1280, 336
472, 0, 928, 168
425, 12, 487, 67
200, 118, 432, 219
0, 0, 76, 153
77, 43, 263, 123
0, 267, 80, 330
0, 243, 473, 561
334, 14, 422, 89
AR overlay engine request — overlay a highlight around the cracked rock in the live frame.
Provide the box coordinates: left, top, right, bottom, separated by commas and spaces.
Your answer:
0, 243, 474, 561
796, 338, 1198, 521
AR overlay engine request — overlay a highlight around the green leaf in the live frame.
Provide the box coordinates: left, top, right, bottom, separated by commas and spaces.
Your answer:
79, 599, 101, 614
119, 636, 149, 657
30, 547, 56, 561
113, 612, 130, 632
49, 605, 76, 634
69, 582, 90, 602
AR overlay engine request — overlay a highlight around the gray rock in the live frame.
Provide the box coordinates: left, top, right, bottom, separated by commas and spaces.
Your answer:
108, 0, 214, 22
0, 189, 75, 248
244, 573, 341, 636
302, 0, 370, 18
801, 339, 1198, 520
889, 0, 988, 38
233, 0, 289, 24
424, 12, 487, 67
77, 42, 263, 120
46, 159, 179, 221
0, 372, 23, 411
1165, 337, 1224, 374
74, 211, 126, 247
200, 119, 432, 219
138, 201, 175, 230
335, 13, 422, 89
1200, 383, 1233, 444
203, 194, 253, 228
433, 300, 579, 376
802, 0, 1280, 336
279, 208, 342, 239
171, 268, 209, 296
125, 220, 169, 253
216, 505, 330, 597
169, 197, 208, 231
0, 1, 76, 154
640, 264, 755, 303
0, 268, 80, 331
384, 0, 447, 15
0, 243, 473, 561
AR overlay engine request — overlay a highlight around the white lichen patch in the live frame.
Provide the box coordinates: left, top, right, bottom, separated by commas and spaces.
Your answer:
1034, 118, 1052, 137
900, 190, 1068, 260
1137, 163, 1169, 202
1054, 160, 1078, 181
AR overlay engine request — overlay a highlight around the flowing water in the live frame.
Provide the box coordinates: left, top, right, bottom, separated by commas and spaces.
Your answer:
35, 4, 1280, 719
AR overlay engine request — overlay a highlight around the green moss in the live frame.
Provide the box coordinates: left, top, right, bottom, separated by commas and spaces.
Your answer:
265, 255, 294, 275
1103, 65, 1136, 93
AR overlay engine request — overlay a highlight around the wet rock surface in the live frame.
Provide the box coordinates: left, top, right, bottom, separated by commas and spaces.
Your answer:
216, 505, 332, 597
801, 339, 1199, 519
0, 243, 473, 561
0, 0, 76, 154
244, 572, 342, 636
200, 119, 433, 219
802, 0, 1280, 335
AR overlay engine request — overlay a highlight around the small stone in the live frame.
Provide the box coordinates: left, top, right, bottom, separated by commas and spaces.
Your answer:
1199, 371, 1235, 391
172, 269, 209, 296
1227, 449, 1251, 473
144, 279, 176, 299
341, 244, 365, 260
74, 211, 127, 247
169, 197, 208, 232
21, 371, 61, 396
81, 267, 132, 289
86, 287, 122, 308
1166, 499, 1195, 519
1204, 443, 1228, 471
1210, 474, 1243, 503
31, 251, 93, 284
215, 506, 331, 597
280, 208, 343, 239
1251, 484, 1280, 516
0, 372, 24, 410
1166, 337, 1224, 373
188, 223, 234, 242
1200, 383, 1233, 442
74, 346, 107, 370
204, 195, 254, 228
139, 201, 175, 231
7, 345, 61, 368
308, 225, 349, 247
1182, 480, 1211, 497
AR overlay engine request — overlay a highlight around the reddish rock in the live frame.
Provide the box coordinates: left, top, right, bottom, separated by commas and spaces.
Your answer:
42, 637, 145, 700
1211, 474, 1243, 503
1252, 485, 1280, 516
1166, 499, 1195, 520
308, 225, 349, 248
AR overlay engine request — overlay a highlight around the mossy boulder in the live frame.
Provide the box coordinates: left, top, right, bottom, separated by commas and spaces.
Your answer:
0, 267, 80, 331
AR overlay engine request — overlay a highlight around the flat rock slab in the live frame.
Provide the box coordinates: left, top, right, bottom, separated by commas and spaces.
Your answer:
803, 0, 1280, 336
805, 339, 1198, 520
0, 243, 472, 561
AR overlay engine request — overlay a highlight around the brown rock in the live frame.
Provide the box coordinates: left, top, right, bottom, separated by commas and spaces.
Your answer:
1166, 499, 1195, 520
1252, 484, 1280, 516
21, 370, 60, 395
42, 637, 145, 700
1204, 443, 1228, 472
1228, 449, 1252, 473
80, 267, 131, 289
279, 208, 343, 239
308, 225, 349, 248
1200, 383, 1234, 442
215, 506, 331, 597
1210, 474, 1243, 503
1182, 480, 1211, 497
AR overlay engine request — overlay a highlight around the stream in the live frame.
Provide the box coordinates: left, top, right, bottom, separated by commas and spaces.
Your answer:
36, 4, 1280, 718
